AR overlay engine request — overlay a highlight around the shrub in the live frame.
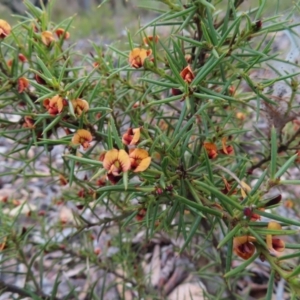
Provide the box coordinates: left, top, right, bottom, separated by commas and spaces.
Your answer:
1, 0, 300, 299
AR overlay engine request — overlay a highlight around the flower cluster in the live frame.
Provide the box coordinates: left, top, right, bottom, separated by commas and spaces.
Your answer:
234, 221, 285, 260
41, 28, 70, 47
99, 127, 151, 184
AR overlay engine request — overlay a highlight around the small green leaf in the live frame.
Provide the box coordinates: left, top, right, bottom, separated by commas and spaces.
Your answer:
265, 270, 275, 300
274, 154, 298, 179
224, 252, 260, 278
270, 126, 277, 179
217, 224, 242, 249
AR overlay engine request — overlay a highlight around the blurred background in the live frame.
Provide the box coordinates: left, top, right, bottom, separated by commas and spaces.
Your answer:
0, 0, 295, 42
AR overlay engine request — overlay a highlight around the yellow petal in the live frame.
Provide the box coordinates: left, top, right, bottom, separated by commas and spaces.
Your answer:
268, 221, 282, 230
73, 99, 89, 115
134, 156, 151, 172
266, 221, 282, 252
221, 137, 228, 154
266, 234, 273, 251
50, 95, 60, 105
78, 129, 92, 141
41, 31, 55, 46
128, 48, 152, 67
57, 97, 64, 113
117, 149, 131, 172
0, 19, 11, 38
233, 236, 256, 247
78, 99, 89, 112
129, 148, 149, 160
131, 128, 141, 145
203, 142, 217, 151
71, 132, 80, 145
103, 149, 119, 171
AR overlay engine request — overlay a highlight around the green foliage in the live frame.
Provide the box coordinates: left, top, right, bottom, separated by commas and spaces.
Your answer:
1, 0, 300, 298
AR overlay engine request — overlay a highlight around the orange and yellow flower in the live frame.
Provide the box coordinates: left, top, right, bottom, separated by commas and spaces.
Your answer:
17, 77, 29, 93
122, 128, 141, 146
180, 65, 195, 84
129, 48, 152, 68
129, 148, 151, 172
23, 116, 35, 129
266, 221, 285, 255
71, 99, 89, 116
220, 137, 234, 155
204, 142, 218, 159
55, 28, 70, 40
233, 235, 256, 260
102, 149, 131, 176
71, 129, 93, 150
41, 31, 55, 46
0, 19, 11, 39
43, 95, 67, 115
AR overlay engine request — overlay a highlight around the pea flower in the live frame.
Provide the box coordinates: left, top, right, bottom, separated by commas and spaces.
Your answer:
204, 142, 218, 159
220, 137, 234, 155
102, 149, 131, 176
233, 236, 256, 260
72, 99, 89, 116
55, 28, 70, 40
23, 116, 35, 129
41, 31, 55, 46
71, 129, 93, 150
122, 128, 141, 146
266, 221, 285, 255
136, 208, 147, 221
129, 149, 151, 172
221, 177, 237, 195
143, 35, 159, 46
43, 95, 67, 115
17, 77, 29, 93
129, 48, 152, 68
180, 65, 195, 83
0, 19, 11, 39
